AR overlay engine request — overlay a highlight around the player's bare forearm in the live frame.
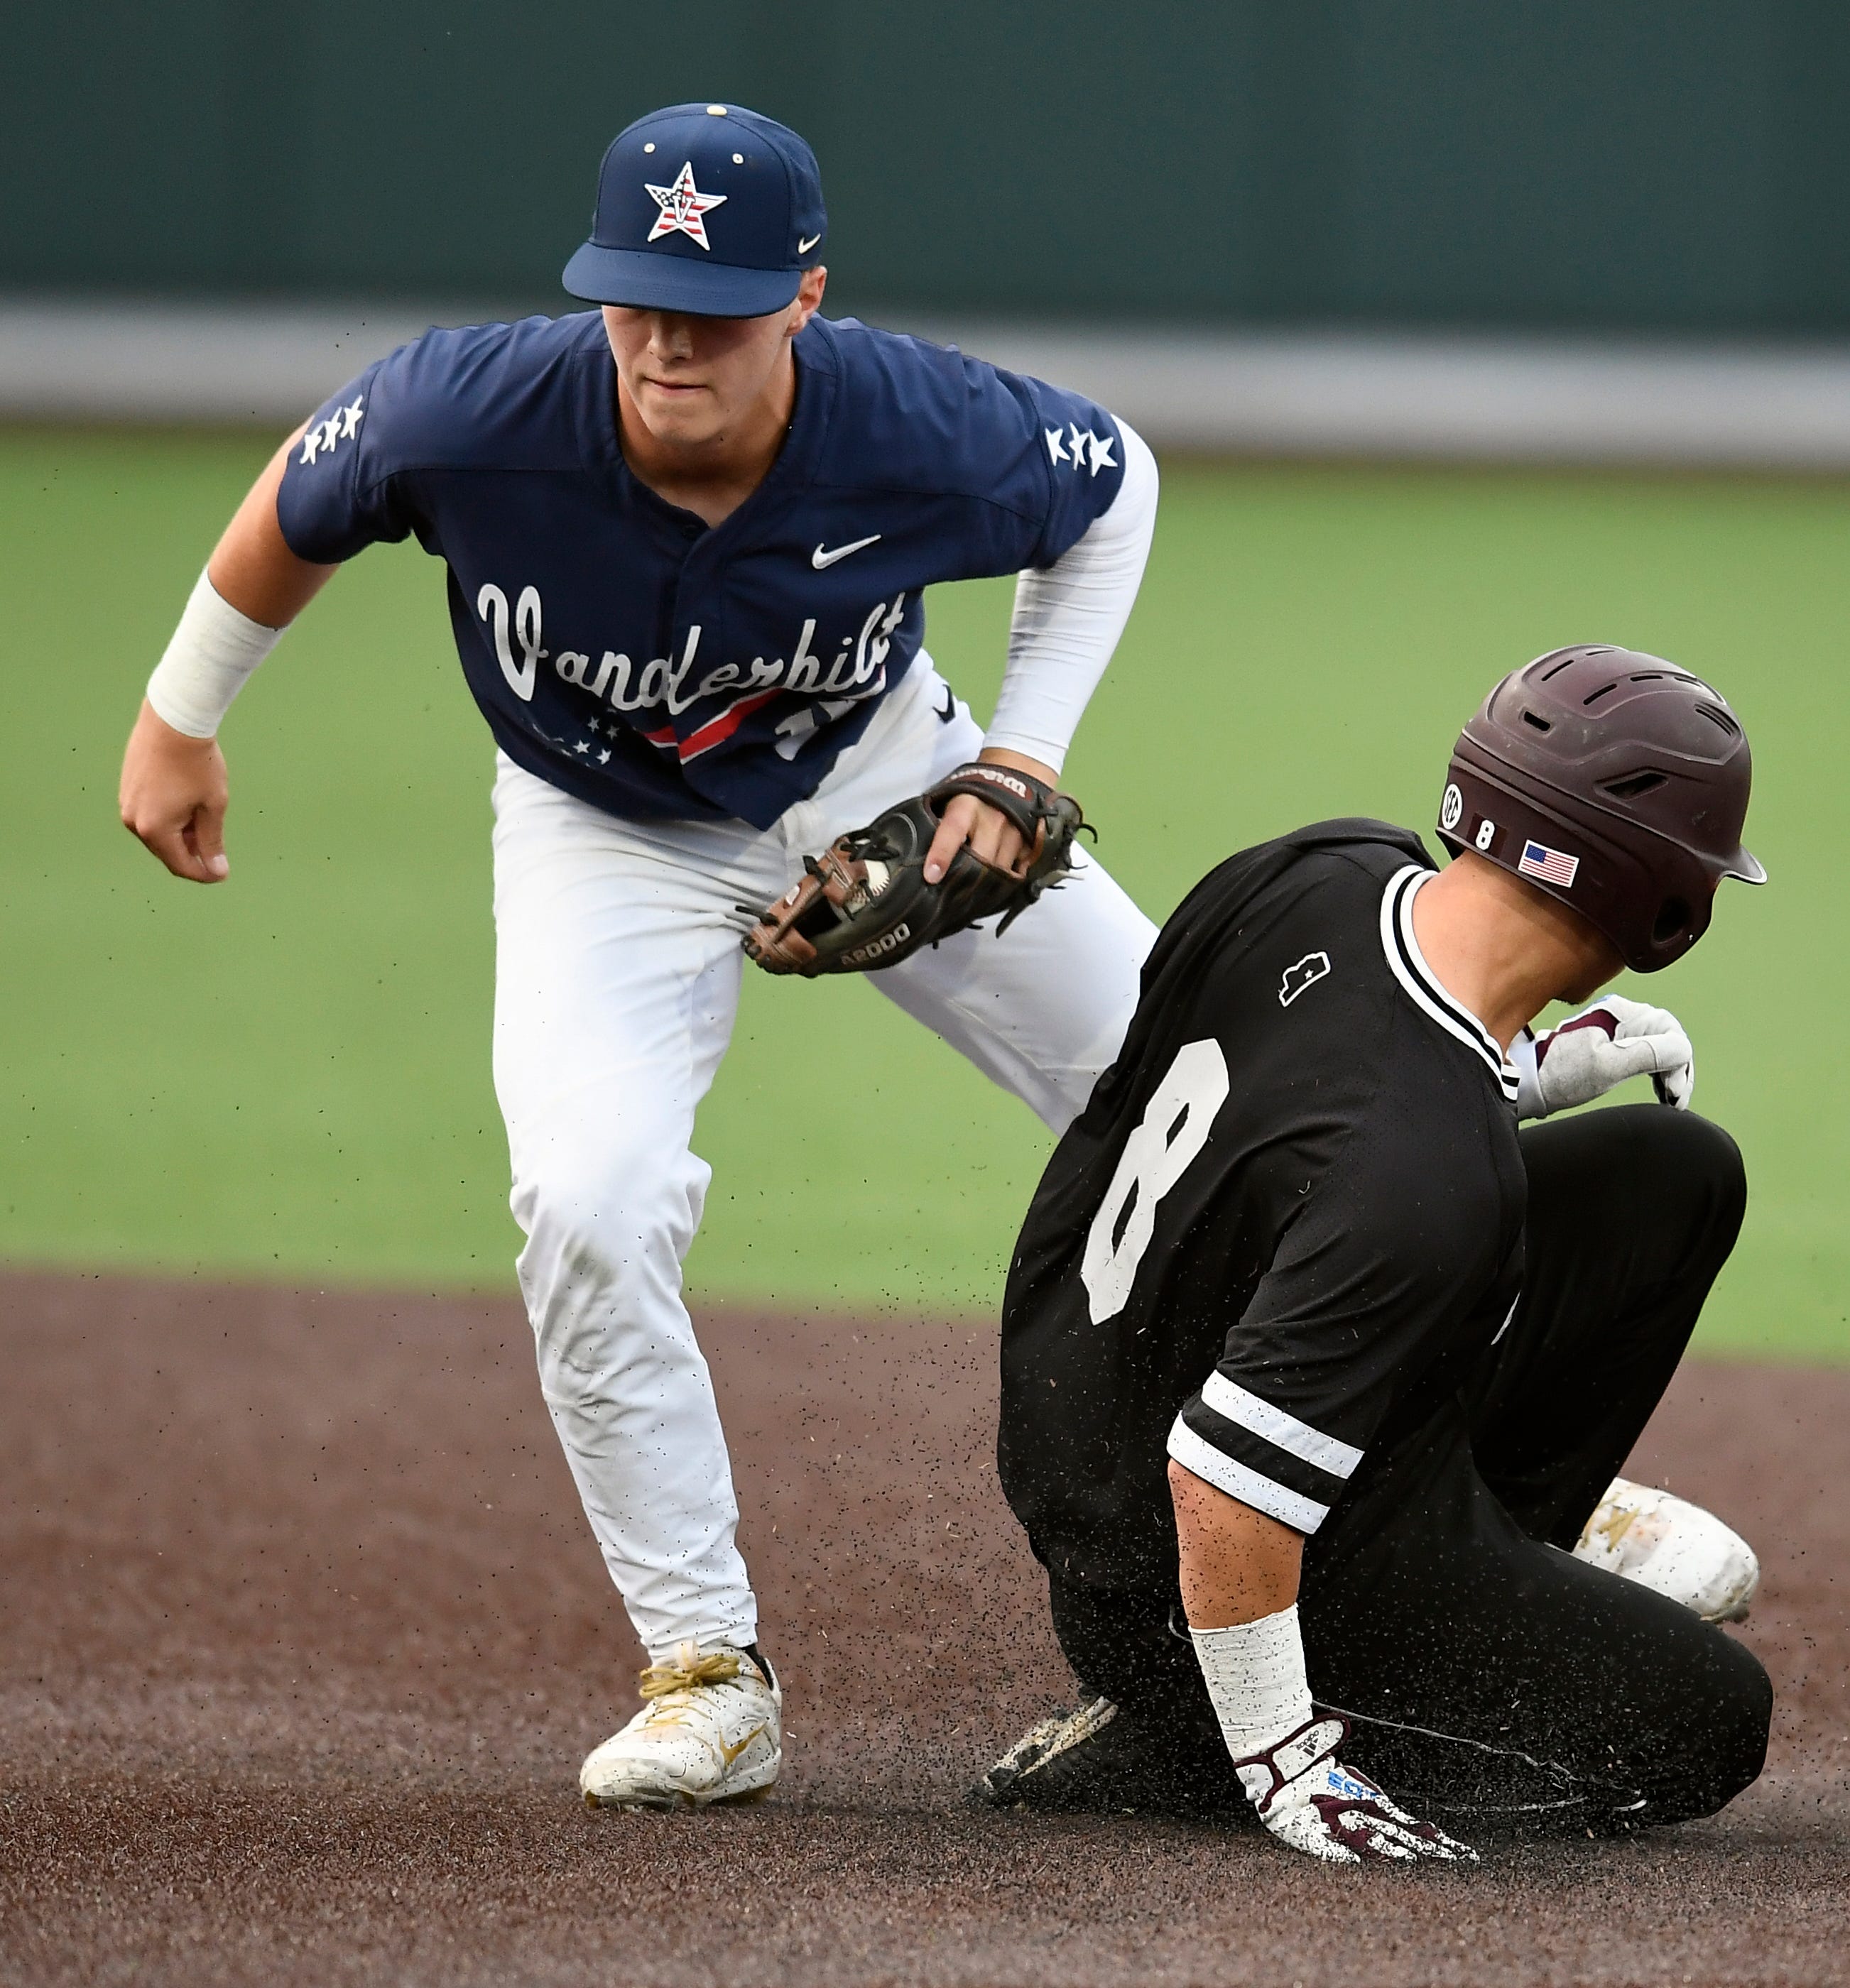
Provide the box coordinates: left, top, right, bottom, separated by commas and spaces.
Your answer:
1170, 1458, 1305, 1627
923, 746, 1059, 883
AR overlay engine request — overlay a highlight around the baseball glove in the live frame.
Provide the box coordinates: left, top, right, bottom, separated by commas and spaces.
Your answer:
742, 762, 1088, 977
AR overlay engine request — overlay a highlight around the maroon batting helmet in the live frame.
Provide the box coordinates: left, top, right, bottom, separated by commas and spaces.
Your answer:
1436, 646, 1765, 973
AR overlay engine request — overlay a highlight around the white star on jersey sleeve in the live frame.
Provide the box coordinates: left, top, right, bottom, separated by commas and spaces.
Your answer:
984, 420, 1158, 773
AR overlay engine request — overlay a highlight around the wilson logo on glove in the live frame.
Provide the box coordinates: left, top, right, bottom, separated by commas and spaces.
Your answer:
962, 765, 1033, 801
842, 924, 913, 965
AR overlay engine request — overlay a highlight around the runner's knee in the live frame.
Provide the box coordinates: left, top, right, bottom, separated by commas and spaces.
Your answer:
1645, 1631, 1770, 1823
1626, 1106, 1749, 1289
1657, 1108, 1746, 1238
1526, 1103, 1747, 1279
1047, 1575, 1203, 1713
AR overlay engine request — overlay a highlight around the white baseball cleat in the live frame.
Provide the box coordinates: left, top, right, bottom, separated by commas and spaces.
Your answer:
1572, 1477, 1761, 1623
580, 1642, 782, 1810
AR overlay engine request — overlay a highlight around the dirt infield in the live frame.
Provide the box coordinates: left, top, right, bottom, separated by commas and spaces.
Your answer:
1, 1269, 1844, 1987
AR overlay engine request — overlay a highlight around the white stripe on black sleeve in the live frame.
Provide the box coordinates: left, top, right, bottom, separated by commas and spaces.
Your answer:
1167, 1417, 1333, 1534
1197, 1373, 1364, 1479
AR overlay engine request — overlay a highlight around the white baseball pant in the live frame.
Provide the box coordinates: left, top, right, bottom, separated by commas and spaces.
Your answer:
490, 656, 1156, 1659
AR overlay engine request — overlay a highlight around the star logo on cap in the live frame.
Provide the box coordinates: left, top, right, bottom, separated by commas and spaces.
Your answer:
644, 161, 727, 251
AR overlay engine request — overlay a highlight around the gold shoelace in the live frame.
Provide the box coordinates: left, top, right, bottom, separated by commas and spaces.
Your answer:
638, 1643, 743, 1702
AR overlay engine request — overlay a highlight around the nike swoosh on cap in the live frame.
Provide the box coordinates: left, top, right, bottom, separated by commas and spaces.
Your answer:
812, 535, 881, 569
798, 233, 822, 254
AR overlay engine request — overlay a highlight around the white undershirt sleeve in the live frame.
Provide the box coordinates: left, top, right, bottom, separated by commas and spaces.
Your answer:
145, 569, 285, 739
983, 419, 1158, 773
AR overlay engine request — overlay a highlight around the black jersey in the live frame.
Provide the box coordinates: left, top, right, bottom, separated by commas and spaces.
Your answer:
999, 820, 1526, 1590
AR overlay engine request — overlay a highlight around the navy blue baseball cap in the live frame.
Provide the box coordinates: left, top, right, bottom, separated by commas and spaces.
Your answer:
563, 103, 827, 317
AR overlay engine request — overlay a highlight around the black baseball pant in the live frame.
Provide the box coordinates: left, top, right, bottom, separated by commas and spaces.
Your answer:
1047, 1105, 1772, 1831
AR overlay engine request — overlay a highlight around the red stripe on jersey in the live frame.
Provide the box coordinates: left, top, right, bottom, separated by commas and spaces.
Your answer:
675, 687, 783, 763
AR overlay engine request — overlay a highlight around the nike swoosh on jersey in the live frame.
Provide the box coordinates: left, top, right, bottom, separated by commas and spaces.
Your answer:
798, 233, 822, 254
811, 534, 882, 569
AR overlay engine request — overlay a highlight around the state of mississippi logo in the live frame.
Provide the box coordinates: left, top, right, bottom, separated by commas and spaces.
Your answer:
1278, 951, 1333, 1008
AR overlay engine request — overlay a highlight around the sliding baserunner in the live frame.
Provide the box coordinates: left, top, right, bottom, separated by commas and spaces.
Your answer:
977, 648, 1770, 1861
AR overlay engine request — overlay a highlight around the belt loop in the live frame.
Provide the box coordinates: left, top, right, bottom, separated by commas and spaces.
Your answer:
778, 798, 814, 861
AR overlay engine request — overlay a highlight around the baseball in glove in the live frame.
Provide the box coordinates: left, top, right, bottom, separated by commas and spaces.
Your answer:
742, 762, 1089, 977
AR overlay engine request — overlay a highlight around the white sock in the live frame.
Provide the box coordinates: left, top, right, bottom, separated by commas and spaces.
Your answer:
1190, 1602, 1313, 1760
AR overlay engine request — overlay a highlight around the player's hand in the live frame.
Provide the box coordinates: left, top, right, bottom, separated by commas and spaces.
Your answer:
119, 699, 231, 883
923, 747, 1057, 884
1232, 1713, 1477, 1866
1522, 995, 1694, 1119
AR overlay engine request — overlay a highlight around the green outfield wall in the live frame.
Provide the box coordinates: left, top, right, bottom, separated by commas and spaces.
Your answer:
8, 1, 1849, 334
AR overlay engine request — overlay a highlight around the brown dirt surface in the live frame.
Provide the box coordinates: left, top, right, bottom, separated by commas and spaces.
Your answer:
0, 1269, 1844, 1988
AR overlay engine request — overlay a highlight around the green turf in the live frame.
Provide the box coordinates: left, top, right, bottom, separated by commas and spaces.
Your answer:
1, 429, 1843, 1357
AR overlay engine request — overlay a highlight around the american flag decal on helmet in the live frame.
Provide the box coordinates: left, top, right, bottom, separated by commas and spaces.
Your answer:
1518, 840, 1580, 888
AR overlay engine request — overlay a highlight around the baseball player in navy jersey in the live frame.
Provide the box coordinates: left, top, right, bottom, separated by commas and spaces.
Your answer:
976, 650, 1770, 1862
118, 103, 1159, 1809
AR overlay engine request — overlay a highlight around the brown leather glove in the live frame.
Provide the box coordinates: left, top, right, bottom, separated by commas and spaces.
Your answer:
742, 763, 1088, 977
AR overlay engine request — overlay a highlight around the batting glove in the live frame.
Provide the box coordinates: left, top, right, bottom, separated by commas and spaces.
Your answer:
1231, 1713, 1476, 1865
1516, 995, 1694, 1121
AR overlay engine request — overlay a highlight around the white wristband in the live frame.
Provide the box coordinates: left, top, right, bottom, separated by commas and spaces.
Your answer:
1190, 1602, 1314, 1759
146, 569, 283, 739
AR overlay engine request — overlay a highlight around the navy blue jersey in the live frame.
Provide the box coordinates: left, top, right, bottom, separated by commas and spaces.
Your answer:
277, 312, 1126, 827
